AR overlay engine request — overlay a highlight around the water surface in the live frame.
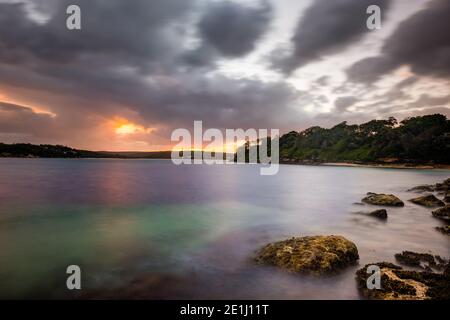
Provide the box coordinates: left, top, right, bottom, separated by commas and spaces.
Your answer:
0, 158, 448, 299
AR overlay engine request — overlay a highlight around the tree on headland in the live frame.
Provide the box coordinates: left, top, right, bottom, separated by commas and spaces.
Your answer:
278, 114, 450, 164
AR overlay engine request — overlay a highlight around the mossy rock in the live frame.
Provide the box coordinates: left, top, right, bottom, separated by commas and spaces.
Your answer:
356, 262, 450, 300
362, 192, 404, 207
432, 205, 450, 221
409, 195, 445, 208
394, 251, 447, 271
255, 235, 359, 276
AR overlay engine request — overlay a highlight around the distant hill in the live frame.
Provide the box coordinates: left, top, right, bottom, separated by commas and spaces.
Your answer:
279, 114, 450, 164
0, 143, 172, 159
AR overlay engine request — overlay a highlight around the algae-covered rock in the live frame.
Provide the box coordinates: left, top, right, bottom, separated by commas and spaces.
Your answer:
409, 195, 445, 208
255, 235, 359, 276
394, 251, 447, 271
356, 262, 450, 300
432, 205, 450, 221
362, 192, 404, 207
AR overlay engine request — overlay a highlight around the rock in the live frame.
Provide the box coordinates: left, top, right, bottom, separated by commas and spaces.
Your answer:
435, 178, 450, 192
408, 185, 435, 193
356, 262, 450, 300
443, 192, 450, 203
409, 195, 445, 208
368, 209, 388, 220
255, 235, 359, 276
394, 251, 447, 271
431, 205, 450, 221
362, 192, 404, 207
436, 225, 450, 236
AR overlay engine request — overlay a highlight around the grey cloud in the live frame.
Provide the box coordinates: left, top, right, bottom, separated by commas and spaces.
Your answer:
0, 101, 56, 138
273, 0, 390, 73
196, 0, 272, 58
408, 94, 450, 110
395, 76, 419, 90
334, 96, 359, 111
0, 0, 195, 69
348, 0, 450, 83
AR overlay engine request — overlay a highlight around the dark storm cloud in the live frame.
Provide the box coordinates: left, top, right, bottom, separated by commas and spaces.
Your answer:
0, 0, 299, 141
347, 0, 450, 83
272, 0, 390, 73
197, 0, 272, 57
0, 0, 194, 68
183, 0, 273, 66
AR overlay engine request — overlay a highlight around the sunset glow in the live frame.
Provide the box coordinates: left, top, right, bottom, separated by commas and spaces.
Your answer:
114, 119, 153, 135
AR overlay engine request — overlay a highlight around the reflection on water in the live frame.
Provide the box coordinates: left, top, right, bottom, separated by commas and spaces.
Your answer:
0, 158, 448, 299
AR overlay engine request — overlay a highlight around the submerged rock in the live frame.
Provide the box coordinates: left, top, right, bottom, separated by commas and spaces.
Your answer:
408, 185, 435, 193
356, 262, 450, 300
394, 251, 447, 271
436, 225, 450, 236
362, 192, 404, 207
409, 195, 445, 208
368, 209, 388, 220
431, 205, 450, 221
354, 209, 388, 220
255, 235, 359, 276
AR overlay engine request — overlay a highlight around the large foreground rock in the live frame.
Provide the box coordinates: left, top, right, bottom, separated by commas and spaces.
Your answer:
255, 235, 359, 276
432, 205, 450, 221
356, 262, 450, 300
362, 193, 404, 207
409, 195, 445, 208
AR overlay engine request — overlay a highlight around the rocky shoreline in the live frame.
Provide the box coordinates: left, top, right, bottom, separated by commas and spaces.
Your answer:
254, 177, 450, 300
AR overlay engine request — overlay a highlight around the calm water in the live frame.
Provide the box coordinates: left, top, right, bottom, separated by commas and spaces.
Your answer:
0, 158, 449, 299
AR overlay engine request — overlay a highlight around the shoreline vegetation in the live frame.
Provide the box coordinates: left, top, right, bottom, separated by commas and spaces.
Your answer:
1, 114, 450, 170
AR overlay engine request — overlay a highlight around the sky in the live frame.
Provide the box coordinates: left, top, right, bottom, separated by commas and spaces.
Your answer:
0, 0, 449, 151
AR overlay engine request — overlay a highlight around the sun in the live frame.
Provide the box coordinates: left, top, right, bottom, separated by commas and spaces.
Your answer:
113, 118, 153, 135
116, 123, 139, 134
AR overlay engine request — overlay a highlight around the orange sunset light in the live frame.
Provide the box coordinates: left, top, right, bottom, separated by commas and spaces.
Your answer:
113, 118, 153, 135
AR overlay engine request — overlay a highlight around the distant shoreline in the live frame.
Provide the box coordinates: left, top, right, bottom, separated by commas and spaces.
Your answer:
280, 161, 450, 170
2, 156, 450, 170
